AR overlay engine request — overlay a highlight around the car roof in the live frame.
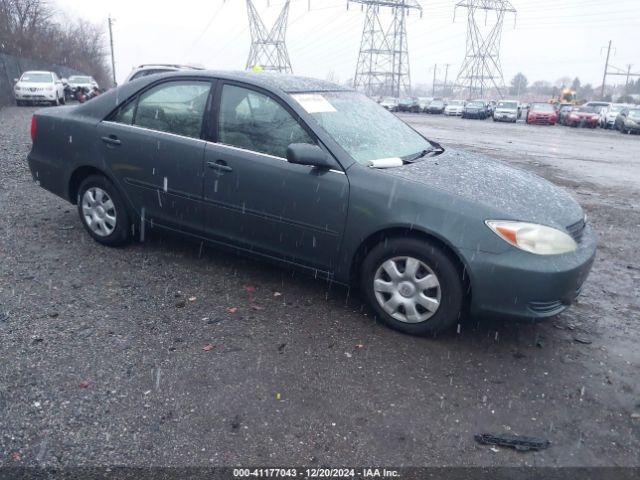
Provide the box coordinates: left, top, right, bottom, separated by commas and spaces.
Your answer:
22, 71, 53, 75
74, 70, 352, 119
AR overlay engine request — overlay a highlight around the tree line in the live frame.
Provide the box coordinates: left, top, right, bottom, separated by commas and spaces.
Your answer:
0, 0, 110, 86
510, 72, 640, 103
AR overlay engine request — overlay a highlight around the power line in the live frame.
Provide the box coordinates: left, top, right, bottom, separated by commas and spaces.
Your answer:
453, 0, 516, 100
349, 0, 423, 98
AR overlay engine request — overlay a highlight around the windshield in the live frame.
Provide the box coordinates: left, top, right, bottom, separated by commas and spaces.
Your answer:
610, 105, 624, 113
430, 100, 444, 106
381, 97, 397, 104
448, 100, 463, 106
532, 103, 554, 112
298, 91, 432, 165
20, 72, 53, 83
69, 76, 92, 83
467, 101, 484, 107
629, 110, 640, 119
497, 101, 518, 109
578, 107, 597, 113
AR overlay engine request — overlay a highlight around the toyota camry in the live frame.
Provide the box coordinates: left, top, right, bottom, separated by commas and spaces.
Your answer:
27, 71, 597, 336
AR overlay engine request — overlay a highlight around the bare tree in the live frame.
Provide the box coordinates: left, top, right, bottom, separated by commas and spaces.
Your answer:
0, 0, 110, 86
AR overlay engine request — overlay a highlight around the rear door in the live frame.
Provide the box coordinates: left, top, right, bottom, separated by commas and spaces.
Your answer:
202, 82, 349, 273
98, 79, 213, 235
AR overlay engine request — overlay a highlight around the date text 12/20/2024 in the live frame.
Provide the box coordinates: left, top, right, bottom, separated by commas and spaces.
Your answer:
233, 469, 400, 478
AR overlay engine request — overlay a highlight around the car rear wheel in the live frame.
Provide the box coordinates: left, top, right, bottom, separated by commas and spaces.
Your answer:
77, 175, 131, 247
361, 238, 465, 336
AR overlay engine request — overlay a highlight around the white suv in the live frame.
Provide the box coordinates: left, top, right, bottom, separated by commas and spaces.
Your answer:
14, 71, 66, 106
124, 64, 205, 83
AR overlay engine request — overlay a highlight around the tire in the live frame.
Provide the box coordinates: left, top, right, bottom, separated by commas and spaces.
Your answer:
360, 237, 465, 336
77, 175, 132, 247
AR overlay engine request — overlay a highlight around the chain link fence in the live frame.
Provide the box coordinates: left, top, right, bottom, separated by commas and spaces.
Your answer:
0, 53, 86, 107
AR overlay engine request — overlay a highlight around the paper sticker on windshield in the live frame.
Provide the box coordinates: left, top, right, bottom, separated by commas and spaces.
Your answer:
292, 94, 337, 114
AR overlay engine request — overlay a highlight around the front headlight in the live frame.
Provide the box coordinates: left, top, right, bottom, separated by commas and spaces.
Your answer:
486, 220, 578, 255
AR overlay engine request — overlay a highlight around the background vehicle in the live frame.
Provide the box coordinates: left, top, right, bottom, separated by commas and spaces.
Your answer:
380, 97, 399, 112
558, 104, 575, 125
564, 106, 600, 128
526, 102, 557, 125
493, 100, 519, 123
462, 100, 489, 119
426, 99, 446, 114
67, 75, 99, 93
444, 100, 465, 116
600, 104, 628, 129
13, 71, 65, 106
417, 97, 433, 112
124, 64, 205, 83
584, 101, 611, 111
398, 98, 420, 113
26, 71, 596, 337
615, 108, 640, 134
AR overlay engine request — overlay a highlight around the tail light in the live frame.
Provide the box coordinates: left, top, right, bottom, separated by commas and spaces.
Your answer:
30, 115, 37, 141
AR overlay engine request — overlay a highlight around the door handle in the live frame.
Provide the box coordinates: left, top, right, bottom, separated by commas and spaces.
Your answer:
207, 160, 233, 173
101, 135, 122, 147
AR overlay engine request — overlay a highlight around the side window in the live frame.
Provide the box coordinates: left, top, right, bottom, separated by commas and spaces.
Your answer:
113, 100, 136, 125
218, 84, 314, 158
133, 81, 211, 139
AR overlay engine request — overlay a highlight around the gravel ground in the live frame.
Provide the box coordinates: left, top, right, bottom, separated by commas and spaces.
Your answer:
1, 105, 639, 468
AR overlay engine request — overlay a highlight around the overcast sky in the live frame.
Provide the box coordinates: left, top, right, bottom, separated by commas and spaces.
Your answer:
53, 0, 640, 88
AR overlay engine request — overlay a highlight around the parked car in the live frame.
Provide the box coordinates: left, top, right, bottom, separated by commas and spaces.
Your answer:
563, 106, 600, 128
615, 108, 640, 134
380, 97, 399, 112
462, 100, 489, 119
426, 99, 446, 114
558, 104, 575, 125
124, 64, 205, 83
444, 100, 465, 116
417, 97, 433, 112
67, 75, 99, 93
492, 100, 519, 123
526, 103, 557, 125
13, 71, 66, 106
398, 98, 420, 113
27, 71, 596, 336
600, 103, 628, 129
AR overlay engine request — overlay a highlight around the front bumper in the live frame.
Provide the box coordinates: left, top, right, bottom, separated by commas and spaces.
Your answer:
463, 111, 485, 118
462, 223, 597, 320
15, 91, 57, 101
494, 112, 517, 122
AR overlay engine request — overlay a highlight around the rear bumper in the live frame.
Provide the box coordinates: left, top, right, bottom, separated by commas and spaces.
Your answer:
462, 224, 597, 320
463, 111, 486, 118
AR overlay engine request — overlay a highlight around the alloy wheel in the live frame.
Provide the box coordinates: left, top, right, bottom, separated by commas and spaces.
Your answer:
373, 256, 442, 324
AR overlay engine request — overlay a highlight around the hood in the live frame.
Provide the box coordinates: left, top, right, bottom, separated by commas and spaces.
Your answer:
378, 148, 583, 230
495, 108, 517, 113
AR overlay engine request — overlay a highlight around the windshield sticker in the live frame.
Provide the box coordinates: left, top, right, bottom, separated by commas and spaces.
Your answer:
292, 94, 337, 114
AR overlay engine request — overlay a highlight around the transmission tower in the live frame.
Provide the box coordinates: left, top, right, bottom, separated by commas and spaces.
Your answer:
349, 0, 422, 98
453, 0, 516, 99
246, 0, 293, 73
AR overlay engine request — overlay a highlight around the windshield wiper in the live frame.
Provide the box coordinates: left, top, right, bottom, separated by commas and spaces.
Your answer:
403, 145, 444, 163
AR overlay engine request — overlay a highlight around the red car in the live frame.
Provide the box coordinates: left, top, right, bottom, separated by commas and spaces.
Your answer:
563, 106, 600, 128
526, 103, 557, 125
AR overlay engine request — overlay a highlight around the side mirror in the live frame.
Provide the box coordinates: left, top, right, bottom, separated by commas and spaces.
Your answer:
287, 143, 334, 170
13, 78, 19, 84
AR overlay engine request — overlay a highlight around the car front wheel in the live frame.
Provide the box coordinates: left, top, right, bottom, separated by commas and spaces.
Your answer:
361, 238, 465, 336
77, 175, 132, 247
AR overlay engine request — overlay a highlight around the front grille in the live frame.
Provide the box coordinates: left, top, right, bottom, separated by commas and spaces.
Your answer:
567, 219, 586, 243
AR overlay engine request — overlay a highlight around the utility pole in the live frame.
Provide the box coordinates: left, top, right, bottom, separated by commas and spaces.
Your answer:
443, 63, 451, 95
350, 0, 423, 98
453, 0, 516, 100
108, 15, 117, 86
600, 40, 612, 100
432, 64, 438, 96
625, 64, 632, 93
246, 0, 292, 73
